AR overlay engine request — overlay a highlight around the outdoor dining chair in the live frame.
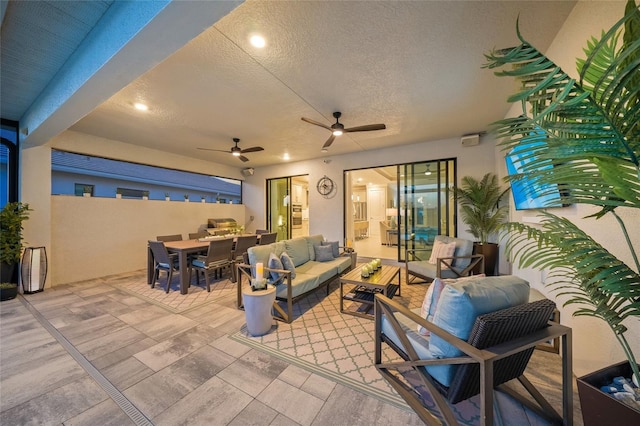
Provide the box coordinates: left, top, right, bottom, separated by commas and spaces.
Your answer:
148, 240, 180, 293
231, 235, 258, 282
156, 234, 183, 242
189, 238, 235, 291
258, 232, 277, 245
189, 231, 209, 240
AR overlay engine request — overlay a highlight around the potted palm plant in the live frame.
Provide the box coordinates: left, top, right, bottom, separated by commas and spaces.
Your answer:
452, 173, 509, 275
484, 1, 639, 422
0, 202, 31, 283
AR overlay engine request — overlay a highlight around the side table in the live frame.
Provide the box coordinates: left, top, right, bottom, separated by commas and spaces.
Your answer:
242, 285, 276, 336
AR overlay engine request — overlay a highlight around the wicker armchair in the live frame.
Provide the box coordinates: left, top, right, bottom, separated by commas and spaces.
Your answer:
374, 295, 573, 425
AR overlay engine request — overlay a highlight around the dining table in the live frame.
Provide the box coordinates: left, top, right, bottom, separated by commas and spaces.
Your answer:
147, 234, 259, 294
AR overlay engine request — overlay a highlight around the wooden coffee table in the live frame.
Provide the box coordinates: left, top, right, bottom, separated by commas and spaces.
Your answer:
340, 264, 401, 319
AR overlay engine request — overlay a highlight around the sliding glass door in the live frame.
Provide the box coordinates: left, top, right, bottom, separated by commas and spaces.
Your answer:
345, 159, 455, 261
267, 175, 310, 241
398, 159, 455, 261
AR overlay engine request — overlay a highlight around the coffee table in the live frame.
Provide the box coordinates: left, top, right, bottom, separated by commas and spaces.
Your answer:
340, 264, 401, 319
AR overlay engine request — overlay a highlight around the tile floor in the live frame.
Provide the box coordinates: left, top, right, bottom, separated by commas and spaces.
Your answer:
0, 268, 581, 425
0, 271, 424, 425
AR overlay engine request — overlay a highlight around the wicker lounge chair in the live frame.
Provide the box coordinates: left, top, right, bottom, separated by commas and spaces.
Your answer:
374, 295, 573, 425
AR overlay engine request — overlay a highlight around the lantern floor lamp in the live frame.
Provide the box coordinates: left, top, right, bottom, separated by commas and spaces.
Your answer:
21, 246, 48, 293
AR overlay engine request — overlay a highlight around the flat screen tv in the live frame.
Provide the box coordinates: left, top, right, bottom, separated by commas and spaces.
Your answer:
505, 135, 567, 211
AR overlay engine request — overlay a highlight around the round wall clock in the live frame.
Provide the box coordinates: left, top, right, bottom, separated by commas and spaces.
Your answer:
316, 175, 335, 197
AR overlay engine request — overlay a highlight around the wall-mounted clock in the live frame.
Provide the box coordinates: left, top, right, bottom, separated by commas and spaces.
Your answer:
316, 175, 335, 197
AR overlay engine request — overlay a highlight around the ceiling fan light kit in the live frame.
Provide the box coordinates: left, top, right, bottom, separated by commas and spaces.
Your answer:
197, 137, 264, 162
301, 111, 386, 150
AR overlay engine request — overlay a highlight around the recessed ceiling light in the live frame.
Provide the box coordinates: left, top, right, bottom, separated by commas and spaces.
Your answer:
250, 35, 266, 48
134, 102, 148, 111
321, 148, 328, 153
283, 152, 290, 160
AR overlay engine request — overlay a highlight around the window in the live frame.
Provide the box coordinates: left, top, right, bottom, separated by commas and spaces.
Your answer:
1, 119, 19, 208
52, 150, 242, 202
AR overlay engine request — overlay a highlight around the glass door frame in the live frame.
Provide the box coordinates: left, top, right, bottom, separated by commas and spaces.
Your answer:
266, 174, 309, 241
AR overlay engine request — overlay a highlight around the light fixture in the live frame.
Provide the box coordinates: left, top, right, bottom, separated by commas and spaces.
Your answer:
134, 102, 148, 111
321, 148, 328, 153
332, 129, 343, 136
424, 164, 432, 176
283, 152, 290, 160
250, 35, 266, 48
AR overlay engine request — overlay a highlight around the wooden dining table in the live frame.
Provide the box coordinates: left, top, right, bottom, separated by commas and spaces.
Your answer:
147, 235, 258, 294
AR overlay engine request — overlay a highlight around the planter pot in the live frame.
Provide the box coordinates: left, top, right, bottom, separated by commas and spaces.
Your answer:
21, 247, 47, 293
474, 243, 499, 276
83, 193, 91, 197
0, 261, 17, 284
165, 197, 170, 201
116, 194, 122, 199
0, 285, 18, 301
185, 199, 189, 203
577, 360, 640, 426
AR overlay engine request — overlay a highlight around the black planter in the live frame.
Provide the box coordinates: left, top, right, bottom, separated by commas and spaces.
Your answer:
577, 360, 640, 426
0, 261, 17, 284
0, 285, 18, 301
474, 243, 498, 276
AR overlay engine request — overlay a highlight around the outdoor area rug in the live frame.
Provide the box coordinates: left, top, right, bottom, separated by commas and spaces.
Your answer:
112, 269, 237, 314
231, 280, 557, 425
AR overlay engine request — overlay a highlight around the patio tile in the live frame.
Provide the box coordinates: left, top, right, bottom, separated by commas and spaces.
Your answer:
75, 326, 148, 360
62, 399, 136, 425
228, 399, 279, 426
91, 336, 158, 370
256, 379, 324, 426
129, 312, 198, 342
100, 356, 155, 391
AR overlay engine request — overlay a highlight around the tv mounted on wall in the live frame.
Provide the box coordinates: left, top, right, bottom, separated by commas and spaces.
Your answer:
505, 133, 568, 211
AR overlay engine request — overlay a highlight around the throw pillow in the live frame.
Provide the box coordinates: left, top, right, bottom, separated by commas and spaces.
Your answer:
417, 281, 437, 336
268, 252, 284, 282
314, 244, 334, 262
321, 240, 340, 258
280, 252, 297, 279
428, 240, 456, 266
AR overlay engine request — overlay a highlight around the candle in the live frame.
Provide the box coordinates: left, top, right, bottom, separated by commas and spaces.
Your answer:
256, 262, 264, 278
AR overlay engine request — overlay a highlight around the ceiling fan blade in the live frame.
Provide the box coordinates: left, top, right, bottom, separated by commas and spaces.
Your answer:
344, 124, 386, 132
197, 147, 230, 153
301, 117, 332, 131
239, 155, 250, 162
322, 134, 336, 149
240, 146, 264, 154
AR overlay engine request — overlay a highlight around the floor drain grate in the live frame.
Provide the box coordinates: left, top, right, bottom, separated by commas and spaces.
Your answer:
19, 296, 154, 426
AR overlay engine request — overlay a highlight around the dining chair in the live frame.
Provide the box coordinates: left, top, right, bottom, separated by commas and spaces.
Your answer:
156, 234, 183, 242
258, 232, 277, 245
189, 231, 209, 240
255, 229, 269, 234
148, 240, 180, 293
231, 235, 258, 282
189, 238, 235, 291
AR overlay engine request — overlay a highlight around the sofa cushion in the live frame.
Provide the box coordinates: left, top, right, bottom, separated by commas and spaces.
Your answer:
321, 240, 340, 258
280, 252, 297, 279
314, 244, 334, 262
284, 238, 310, 267
248, 244, 275, 269
306, 235, 324, 260
427, 275, 530, 386
275, 273, 320, 299
297, 260, 337, 283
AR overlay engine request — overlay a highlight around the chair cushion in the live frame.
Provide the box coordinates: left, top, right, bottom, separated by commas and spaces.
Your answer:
280, 252, 297, 279
268, 252, 284, 282
306, 234, 325, 260
321, 240, 340, 258
284, 238, 310, 267
314, 244, 334, 262
429, 275, 530, 363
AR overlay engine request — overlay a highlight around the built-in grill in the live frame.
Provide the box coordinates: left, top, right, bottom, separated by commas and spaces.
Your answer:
207, 218, 239, 235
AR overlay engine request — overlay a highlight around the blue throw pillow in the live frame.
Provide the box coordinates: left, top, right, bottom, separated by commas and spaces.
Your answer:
314, 244, 334, 262
268, 252, 284, 282
321, 240, 340, 258
280, 252, 296, 279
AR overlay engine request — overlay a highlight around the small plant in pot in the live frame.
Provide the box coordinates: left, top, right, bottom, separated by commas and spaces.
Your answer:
0, 202, 31, 283
484, 1, 639, 421
452, 172, 509, 276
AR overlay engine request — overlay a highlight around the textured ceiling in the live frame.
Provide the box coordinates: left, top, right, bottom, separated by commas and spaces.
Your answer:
2, 1, 579, 169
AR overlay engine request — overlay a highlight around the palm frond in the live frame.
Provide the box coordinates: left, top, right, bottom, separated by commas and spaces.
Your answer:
502, 212, 640, 334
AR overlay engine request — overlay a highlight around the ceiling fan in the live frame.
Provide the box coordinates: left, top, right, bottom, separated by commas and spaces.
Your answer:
197, 137, 264, 162
301, 111, 386, 150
